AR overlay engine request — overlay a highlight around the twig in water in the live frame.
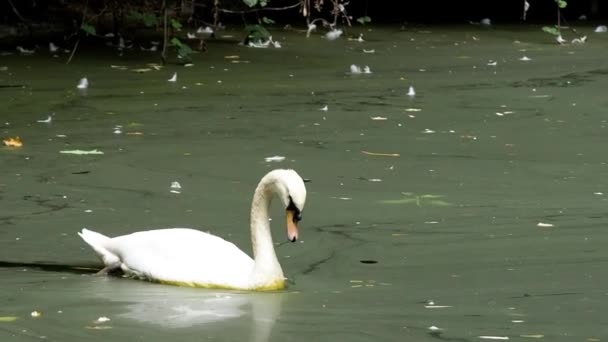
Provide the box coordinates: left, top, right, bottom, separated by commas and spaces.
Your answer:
361, 151, 400, 157
66, 39, 80, 64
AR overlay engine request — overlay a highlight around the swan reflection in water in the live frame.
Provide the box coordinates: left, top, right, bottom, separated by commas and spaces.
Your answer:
88, 277, 287, 340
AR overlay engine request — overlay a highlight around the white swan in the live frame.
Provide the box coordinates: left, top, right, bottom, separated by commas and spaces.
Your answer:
78, 169, 307, 291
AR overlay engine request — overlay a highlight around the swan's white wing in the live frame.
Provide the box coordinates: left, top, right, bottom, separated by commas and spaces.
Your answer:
83, 228, 254, 288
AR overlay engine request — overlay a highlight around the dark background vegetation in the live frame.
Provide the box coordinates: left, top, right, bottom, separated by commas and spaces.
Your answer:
1, 0, 606, 27
0, 0, 604, 55
363, 0, 606, 23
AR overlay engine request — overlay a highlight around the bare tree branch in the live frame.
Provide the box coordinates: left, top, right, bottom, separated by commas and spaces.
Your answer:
6, 0, 30, 23
204, 2, 301, 14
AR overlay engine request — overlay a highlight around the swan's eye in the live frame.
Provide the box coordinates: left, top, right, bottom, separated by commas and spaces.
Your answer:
287, 196, 302, 222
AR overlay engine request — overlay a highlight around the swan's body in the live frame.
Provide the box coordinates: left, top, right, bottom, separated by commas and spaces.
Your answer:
79, 169, 307, 291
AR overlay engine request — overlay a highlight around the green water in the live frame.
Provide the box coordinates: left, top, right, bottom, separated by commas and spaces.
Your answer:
1, 25, 608, 341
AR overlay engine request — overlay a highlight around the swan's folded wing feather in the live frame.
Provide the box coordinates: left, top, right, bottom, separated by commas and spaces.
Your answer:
106, 228, 254, 286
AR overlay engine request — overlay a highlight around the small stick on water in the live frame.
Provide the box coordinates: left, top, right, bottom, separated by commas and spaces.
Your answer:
361, 150, 400, 157
277, 240, 291, 247
66, 39, 80, 64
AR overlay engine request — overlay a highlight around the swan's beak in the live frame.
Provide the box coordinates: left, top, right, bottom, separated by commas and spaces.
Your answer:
286, 209, 299, 242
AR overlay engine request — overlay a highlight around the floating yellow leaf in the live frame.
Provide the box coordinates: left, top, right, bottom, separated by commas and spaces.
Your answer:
0, 316, 18, 322
224, 55, 240, 59
3, 136, 22, 147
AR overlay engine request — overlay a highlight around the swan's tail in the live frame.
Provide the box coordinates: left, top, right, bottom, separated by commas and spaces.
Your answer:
78, 228, 120, 266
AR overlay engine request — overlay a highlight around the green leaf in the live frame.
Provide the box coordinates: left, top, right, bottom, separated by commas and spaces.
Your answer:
380, 192, 453, 207
429, 200, 453, 207
245, 24, 270, 42
127, 11, 157, 27
243, 0, 258, 7
380, 198, 417, 205
170, 37, 183, 48
356, 16, 371, 24
80, 23, 96, 35
0, 316, 18, 322
128, 11, 143, 21
420, 194, 445, 199
262, 17, 275, 25
142, 13, 158, 27
170, 19, 182, 31
542, 26, 560, 36
557, 0, 567, 8
170, 37, 192, 58
177, 44, 193, 58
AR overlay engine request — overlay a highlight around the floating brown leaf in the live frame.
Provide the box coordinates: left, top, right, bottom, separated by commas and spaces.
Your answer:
3, 136, 22, 147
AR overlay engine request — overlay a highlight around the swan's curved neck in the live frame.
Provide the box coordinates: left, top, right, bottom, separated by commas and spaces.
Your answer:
249, 175, 284, 284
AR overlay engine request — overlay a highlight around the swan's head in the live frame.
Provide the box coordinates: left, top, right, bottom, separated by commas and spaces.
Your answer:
267, 169, 307, 243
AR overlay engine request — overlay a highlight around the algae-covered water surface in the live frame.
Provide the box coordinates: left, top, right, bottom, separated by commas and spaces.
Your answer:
1, 26, 608, 341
